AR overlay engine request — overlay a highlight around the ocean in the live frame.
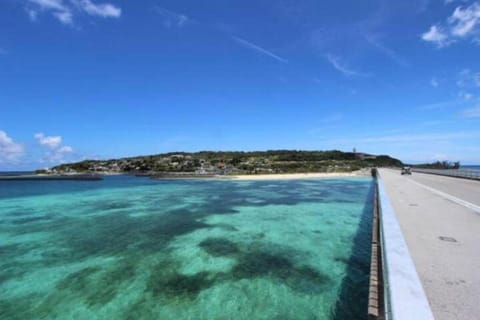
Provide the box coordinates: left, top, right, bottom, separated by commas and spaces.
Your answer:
0, 175, 373, 319
0, 171, 34, 176
462, 165, 480, 171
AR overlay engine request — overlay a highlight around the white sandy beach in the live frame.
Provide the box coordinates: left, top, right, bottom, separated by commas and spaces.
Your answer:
229, 172, 362, 180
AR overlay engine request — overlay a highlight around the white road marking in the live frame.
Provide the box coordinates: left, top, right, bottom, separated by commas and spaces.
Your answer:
407, 179, 480, 215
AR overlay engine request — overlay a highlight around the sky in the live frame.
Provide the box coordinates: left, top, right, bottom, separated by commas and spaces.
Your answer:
1, 0, 480, 170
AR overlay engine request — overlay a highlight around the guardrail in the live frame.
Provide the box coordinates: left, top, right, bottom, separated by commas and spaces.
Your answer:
411, 168, 480, 180
368, 180, 383, 319
376, 173, 435, 320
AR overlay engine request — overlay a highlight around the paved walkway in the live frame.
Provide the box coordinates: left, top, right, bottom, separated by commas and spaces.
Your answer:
378, 169, 480, 320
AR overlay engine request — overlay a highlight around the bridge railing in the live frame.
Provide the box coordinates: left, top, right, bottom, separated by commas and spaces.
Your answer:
376, 173, 435, 320
411, 168, 480, 180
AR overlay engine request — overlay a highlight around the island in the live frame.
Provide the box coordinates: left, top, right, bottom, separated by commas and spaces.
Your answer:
41, 150, 403, 178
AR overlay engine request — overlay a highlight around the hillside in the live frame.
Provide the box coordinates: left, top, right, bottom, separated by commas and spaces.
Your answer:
47, 150, 403, 175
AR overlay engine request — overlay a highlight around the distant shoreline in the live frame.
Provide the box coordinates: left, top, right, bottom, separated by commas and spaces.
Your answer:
228, 172, 364, 180
0, 170, 372, 182
0, 174, 103, 181
151, 169, 372, 181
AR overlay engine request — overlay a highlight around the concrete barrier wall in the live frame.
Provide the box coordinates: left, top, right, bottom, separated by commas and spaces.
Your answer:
376, 174, 435, 320
412, 168, 480, 180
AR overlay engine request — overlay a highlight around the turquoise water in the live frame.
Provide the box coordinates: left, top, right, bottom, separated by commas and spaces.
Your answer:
0, 176, 373, 319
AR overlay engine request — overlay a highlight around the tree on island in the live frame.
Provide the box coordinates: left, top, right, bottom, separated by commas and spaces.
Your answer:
415, 161, 460, 169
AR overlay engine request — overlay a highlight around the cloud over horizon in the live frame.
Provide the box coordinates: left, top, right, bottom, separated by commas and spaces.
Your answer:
34, 132, 74, 163
0, 131, 25, 164
34, 132, 62, 148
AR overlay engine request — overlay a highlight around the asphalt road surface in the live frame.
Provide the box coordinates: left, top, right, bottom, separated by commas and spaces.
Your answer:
378, 169, 480, 320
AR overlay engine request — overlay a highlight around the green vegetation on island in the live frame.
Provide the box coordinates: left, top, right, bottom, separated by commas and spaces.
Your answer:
412, 161, 460, 170
47, 150, 403, 175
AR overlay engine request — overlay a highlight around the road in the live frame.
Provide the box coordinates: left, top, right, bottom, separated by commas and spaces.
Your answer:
407, 170, 480, 207
378, 169, 480, 320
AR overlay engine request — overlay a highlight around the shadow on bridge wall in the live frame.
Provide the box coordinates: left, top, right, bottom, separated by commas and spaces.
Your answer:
332, 182, 375, 320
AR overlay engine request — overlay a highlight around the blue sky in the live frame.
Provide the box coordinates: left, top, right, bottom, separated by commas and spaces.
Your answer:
1, 0, 480, 170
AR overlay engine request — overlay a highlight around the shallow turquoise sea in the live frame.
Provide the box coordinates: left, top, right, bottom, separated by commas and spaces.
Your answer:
0, 176, 373, 319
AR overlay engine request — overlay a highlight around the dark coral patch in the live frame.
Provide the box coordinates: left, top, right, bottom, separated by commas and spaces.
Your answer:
11, 216, 52, 225
232, 251, 330, 294
93, 200, 132, 211
147, 210, 209, 239
61, 208, 209, 260
0, 244, 22, 257
84, 260, 137, 306
147, 265, 215, 300
232, 252, 293, 278
159, 272, 214, 298
199, 238, 239, 257
56, 266, 101, 291
55, 259, 137, 306
0, 294, 40, 319
5, 208, 36, 217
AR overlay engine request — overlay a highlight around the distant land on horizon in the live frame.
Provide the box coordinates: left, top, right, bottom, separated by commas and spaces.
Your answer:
45, 150, 403, 175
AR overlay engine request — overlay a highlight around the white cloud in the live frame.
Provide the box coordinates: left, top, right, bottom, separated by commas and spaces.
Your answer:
29, 0, 65, 11
154, 6, 189, 28
26, 0, 121, 25
34, 132, 62, 148
34, 133, 76, 164
0, 131, 25, 163
41, 151, 65, 163
459, 91, 474, 100
232, 36, 288, 63
28, 0, 73, 25
58, 145, 73, 153
430, 77, 439, 87
54, 10, 73, 25
422, 2, 480, 47
42, 146, 73, 163
449, 2, 480, 37
421, 25, 450, 47
325, 54, 370, 77
74, 0, 121, 18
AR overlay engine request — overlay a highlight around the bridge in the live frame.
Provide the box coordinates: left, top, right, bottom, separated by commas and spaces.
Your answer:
373, 168, 480, 320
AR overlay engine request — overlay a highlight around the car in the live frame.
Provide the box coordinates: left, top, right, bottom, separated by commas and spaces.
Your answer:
401, 166, 412, 175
